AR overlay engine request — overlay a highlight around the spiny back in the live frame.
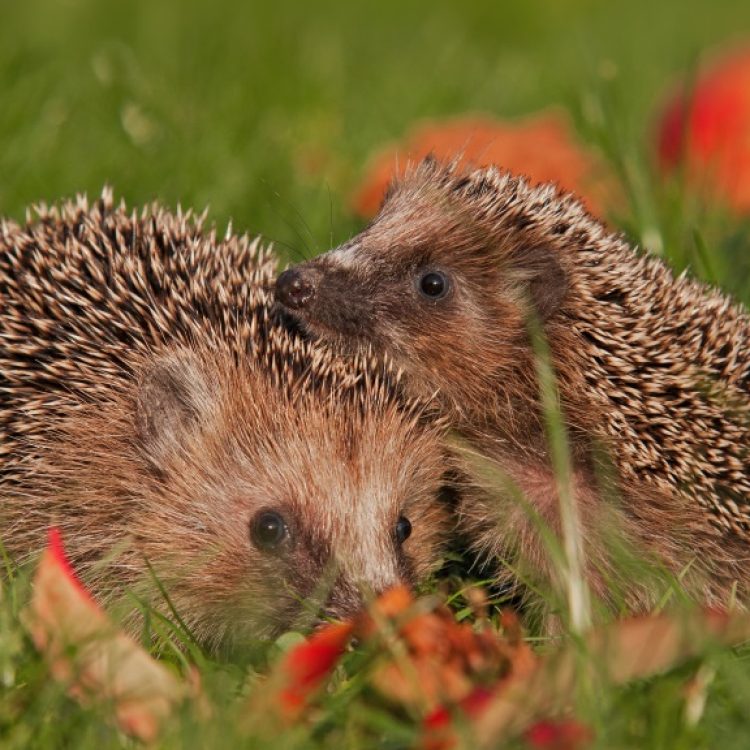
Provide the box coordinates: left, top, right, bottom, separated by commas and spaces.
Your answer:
408, 163, 750, 536
0, 189, 415, 471
0, 189, 273, 462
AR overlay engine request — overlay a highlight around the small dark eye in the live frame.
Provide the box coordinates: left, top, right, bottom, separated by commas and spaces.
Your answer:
250, 510, 288, 551
395, 516, 412, 544
418, 271, 449, 300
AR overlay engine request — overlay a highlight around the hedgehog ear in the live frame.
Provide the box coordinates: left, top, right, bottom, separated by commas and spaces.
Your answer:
135, 349, 215, 469
525, 249, 567, 320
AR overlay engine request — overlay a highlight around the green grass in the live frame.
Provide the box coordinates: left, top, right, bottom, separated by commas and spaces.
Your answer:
2, 0, 750, 747
4, 549, 750, 750
1, 0, 749, 297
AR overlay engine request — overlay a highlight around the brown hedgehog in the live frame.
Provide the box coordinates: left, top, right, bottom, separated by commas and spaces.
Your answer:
275, 159, 750, 612
0, 190, 452, 650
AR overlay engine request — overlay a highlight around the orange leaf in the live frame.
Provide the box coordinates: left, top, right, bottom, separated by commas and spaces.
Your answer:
25, 527, 189, 743
352, 111, 616, 218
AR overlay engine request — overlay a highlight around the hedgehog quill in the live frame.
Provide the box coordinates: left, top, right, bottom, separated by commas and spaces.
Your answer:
0, 190, 453, 650
276, 160, 750, 613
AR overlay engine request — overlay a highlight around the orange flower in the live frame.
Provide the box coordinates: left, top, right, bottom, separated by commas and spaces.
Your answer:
656, 45, 750, 212
355, 585, 538, 746
368, 599, 533, 711
352, 111, 615, 218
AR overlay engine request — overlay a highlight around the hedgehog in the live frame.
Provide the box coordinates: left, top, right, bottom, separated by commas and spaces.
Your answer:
0, 190, 453, 650
274, 159, 750, 613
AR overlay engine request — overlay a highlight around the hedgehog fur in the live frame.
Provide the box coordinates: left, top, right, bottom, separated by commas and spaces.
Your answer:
275, 159, 750, 613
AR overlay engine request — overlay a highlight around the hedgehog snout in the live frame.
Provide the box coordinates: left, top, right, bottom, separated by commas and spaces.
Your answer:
276, 267, 317, 310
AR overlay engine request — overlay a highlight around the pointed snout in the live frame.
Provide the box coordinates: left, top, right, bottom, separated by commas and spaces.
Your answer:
275, 254, 375, 339
275, 266, 318, 310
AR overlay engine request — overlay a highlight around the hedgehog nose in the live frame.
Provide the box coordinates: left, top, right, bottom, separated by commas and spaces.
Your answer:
276, 268, 315, 310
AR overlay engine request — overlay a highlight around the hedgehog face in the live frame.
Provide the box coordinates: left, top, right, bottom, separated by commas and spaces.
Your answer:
130, 348, 453, 649
276, 163, 568, 416
276, 240, 509, 415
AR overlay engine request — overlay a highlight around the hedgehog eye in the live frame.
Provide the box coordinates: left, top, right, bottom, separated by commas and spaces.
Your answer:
250, 510, 289, 552
395, 516, 412, 544
417, 270, 450, 300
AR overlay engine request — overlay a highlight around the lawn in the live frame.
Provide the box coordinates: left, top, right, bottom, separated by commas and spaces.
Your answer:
2, 0, 750, 747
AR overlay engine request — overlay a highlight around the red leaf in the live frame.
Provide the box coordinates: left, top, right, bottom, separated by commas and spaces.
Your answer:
277, 621, 354, 718
45, 527, 95, 603
524, 719, 594, 750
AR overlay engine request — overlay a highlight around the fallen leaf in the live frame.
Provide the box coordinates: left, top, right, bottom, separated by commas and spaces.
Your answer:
255, 588, 750, 748
276, 620, 354, 719
25, 527, 190, 743
352, 111, 617, 218
473, 608, 750, 747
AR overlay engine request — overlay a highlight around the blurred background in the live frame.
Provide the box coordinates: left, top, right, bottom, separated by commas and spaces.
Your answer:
1, 0, 749, 299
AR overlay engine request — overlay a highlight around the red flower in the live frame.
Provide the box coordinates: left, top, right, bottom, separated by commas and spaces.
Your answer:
656, 45, 750, 212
